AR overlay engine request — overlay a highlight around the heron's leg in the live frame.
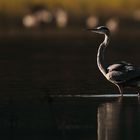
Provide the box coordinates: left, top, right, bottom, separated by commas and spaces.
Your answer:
136, 88, 140, 102
132, 87, 140, 101
116, 85, 123, 96
138, 93, 140, 102
137, 87, 140, 96
117, 85, 123, 102
134, 87, 140, 97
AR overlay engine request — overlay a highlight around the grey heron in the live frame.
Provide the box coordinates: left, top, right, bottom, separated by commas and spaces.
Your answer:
88, 26, 140, 96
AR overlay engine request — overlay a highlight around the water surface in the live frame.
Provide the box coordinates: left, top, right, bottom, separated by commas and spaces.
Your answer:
0, 95, 139, 140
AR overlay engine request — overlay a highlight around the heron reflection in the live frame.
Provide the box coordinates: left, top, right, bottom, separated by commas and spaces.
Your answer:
98, 101, 121, 140
97, 98, 140, 140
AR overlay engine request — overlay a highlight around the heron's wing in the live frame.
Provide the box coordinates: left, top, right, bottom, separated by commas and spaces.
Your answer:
108, 70, 140, 83
107, 66, 140, 84
107, 61, 132, 72
107, 64, 124, 72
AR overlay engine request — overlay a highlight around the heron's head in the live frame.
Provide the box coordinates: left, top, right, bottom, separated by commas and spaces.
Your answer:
87, 26, 110, 36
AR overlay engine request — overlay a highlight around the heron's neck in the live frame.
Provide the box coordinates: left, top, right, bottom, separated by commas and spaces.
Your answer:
97, 34, 109, 76
104, 34, 110, 46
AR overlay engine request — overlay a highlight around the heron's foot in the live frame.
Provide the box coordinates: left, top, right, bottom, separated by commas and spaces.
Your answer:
118, 94, 123, 102
138, 92, 140, 101
120, 92, 123, 97
137, 93, 140, 103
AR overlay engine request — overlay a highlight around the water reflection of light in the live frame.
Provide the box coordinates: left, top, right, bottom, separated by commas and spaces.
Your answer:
22, 15, 38, 28
106, 18, 119, 33
50, 94, 138, 98
98, 102, 121, 140
55, 9, 68, 28
133, 10, 140, 21
86, 16, 99, 28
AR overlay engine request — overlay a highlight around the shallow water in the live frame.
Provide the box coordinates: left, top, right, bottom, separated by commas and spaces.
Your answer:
0, 95, 139, 140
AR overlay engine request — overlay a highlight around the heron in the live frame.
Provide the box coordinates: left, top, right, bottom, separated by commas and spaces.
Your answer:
88, 26, 140, 96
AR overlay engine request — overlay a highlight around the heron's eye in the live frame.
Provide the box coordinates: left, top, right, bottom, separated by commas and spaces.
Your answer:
102, 27, 108, 30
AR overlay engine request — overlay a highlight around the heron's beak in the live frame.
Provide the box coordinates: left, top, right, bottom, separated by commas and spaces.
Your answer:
87, 28, 99, 33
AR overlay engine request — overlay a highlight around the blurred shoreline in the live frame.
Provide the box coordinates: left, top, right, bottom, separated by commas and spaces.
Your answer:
0, 0, 140, 17
0, 1, 140, 31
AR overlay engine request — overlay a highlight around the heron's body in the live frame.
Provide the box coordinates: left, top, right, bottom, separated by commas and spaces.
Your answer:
89, 26, 140, 96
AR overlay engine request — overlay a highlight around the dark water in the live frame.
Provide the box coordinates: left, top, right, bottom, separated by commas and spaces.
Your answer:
0, 29, 140, 139
0, 29, 140, 94
0, 95, 139, 140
